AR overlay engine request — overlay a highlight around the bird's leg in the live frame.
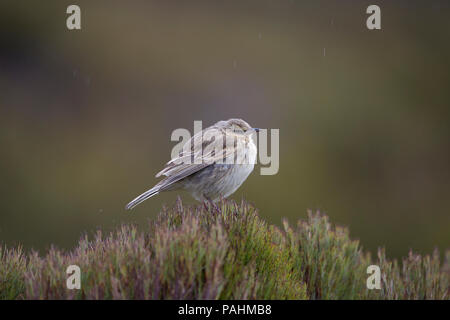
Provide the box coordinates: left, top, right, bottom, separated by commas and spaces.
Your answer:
203, 199, 210, 212
212, 201, 220, 214
204, 196, 220, 215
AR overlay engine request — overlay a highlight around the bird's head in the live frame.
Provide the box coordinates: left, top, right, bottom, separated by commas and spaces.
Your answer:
216, 118, 259, 135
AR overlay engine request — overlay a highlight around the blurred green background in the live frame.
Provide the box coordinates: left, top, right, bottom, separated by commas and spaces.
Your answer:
0, 1, 449, 259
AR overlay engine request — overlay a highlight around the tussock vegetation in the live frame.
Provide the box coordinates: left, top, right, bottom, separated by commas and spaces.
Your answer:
0, 199, 449, 300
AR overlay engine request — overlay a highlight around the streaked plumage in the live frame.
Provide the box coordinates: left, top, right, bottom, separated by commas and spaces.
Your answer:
126, 119, 257, 210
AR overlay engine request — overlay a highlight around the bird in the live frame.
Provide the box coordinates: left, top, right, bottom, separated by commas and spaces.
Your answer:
125, 118, 259, 210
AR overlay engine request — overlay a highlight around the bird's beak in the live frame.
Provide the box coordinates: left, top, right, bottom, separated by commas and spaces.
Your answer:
252, 128, 260, 132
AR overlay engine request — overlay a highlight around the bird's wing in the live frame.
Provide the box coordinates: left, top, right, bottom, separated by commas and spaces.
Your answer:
154, 126, 238, 191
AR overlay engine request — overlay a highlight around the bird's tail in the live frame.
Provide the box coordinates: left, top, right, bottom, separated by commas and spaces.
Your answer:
125, 187, 160, 210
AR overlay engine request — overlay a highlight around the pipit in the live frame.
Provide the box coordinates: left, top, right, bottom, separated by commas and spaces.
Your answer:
126, 119, 258, 210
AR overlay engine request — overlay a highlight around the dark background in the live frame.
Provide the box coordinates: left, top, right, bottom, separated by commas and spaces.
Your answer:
1, 0, 449, 259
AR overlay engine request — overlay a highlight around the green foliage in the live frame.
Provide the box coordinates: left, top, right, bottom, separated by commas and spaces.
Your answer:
375, 248, 450, 299
0, 246, 27, 299
0, 199, 448, 299
284, 211, 449, 299
284, 211, 369, 299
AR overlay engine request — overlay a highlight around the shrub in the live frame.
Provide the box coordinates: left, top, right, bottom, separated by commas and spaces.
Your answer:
0, 199, 448, 299
0, 246, 27, 299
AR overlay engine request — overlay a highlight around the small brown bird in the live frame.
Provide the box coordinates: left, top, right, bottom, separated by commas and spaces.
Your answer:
125, 119, 258, 210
